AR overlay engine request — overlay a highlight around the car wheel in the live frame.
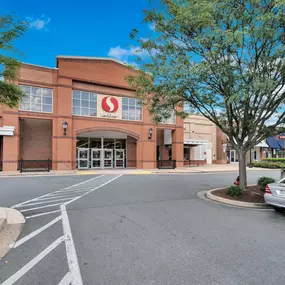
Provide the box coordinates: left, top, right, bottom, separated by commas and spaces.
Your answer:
273, 206, 285, 213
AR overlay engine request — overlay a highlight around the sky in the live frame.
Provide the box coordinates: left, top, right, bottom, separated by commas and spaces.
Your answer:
1, 0, 156, 68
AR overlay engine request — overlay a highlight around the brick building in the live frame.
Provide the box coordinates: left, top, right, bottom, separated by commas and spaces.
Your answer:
0, 56, 187, 171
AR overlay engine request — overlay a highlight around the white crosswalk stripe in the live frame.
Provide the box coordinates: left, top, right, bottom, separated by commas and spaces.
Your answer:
3, 174, 123, 285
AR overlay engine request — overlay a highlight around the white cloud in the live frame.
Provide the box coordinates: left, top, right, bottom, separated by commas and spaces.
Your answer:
107, 45, 153, 66
148, 22, 156, 31
27, 15, 50, 31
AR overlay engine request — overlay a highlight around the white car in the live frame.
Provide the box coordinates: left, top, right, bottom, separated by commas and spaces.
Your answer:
264, 178, 285, 212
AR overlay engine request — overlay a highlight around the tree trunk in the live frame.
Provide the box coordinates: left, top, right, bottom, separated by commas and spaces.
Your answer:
238, 149, 247, 190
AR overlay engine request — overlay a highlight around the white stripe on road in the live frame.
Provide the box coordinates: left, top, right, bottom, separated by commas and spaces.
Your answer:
11, 215, 62, 248
20, 202, 63, 212
58, 272, 72, 285
26, 210, 61, 219
36, 195, 79, 201
1, 236, 64, 285
61, 205, 83, 285
15, 197, 76, 207
11, 175, 105, 208
64, 175, 105, 189
64, 175, 123, 206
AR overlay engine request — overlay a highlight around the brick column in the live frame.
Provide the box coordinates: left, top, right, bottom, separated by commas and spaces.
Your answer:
54, 77, 73, 170
172, 128, 184, 168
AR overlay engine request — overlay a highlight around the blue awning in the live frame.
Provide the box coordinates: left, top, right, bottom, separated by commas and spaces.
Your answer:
266, 137, 282, 149
276, 139, 285, 149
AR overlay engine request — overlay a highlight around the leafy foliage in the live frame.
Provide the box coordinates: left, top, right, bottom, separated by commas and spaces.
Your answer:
0, 15, 28, 107
227, 185, 243, 197
263, 158, 285, 163
252, 160, 285, 169
128, 0, 285, 189
257, 176, 276, 192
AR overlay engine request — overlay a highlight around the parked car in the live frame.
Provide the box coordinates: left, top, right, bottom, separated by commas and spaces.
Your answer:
264, 178, 285, 212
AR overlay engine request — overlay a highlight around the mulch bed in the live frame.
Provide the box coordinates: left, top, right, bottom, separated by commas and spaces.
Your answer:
212, 185, 265, 203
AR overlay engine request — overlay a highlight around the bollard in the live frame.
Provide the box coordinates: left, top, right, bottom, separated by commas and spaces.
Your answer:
281, 168, 285, 180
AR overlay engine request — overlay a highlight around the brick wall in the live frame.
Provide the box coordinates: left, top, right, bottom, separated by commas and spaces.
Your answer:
126, 136, 136, 168
20, 118, 52, 160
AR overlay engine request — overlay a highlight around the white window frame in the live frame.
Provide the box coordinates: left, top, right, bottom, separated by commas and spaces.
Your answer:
19, 85, 53, 113
72, 90, 98, 117
122, 97, 142, 121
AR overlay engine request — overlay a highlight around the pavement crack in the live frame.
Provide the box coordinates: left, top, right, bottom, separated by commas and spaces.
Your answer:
113, 212, 145, 231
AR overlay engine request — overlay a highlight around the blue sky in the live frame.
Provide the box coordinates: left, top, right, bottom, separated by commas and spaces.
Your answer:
1, 0, 155, 68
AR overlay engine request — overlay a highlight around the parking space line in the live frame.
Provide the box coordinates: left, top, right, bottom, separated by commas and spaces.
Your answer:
11, 216, 62, 248
20, 202, 63, 212
61, 205, 83, 285
58, 272, 71, 285
1, 236, 64, 285
26, 210, 61, 219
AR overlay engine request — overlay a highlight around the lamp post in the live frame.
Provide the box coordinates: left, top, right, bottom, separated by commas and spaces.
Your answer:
62, 121, 68, 136
148, 128, 153, 140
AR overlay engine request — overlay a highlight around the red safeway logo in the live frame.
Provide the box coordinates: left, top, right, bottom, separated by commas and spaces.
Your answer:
101, 96, 119, 113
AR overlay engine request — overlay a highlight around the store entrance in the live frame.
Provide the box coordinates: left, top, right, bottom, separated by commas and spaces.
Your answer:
76, 137, 126, 169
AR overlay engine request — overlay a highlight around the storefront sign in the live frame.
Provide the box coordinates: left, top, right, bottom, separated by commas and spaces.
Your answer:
97, 94, 122, 120
102, 96, 119, 113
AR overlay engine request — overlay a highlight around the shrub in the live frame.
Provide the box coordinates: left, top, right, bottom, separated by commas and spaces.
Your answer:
258, 177, 276, 192
227, 185, 243, 197
263, 158, 285, 163
251, 161, 285, 169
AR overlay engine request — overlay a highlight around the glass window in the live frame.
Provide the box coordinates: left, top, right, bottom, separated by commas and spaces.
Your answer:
81, 108, 89, 116
72, 107, 80, 115
72, 90, 97, 117
122, 97, 128, 105
81, 100, 89, 108
19, 85, 53, 113
43, 105, 52, 113
161, 110, 176, 124
122, 97, 142, 121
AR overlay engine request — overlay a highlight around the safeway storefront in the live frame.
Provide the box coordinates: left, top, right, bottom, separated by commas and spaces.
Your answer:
0, 56, 184, 171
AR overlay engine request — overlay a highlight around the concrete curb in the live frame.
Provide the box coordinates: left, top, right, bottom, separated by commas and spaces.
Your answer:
0, 208, 26, 259
0, 167, 279, 178
206, 188, 269, 209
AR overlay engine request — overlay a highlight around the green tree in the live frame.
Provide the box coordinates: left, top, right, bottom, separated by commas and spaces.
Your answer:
0, 15, 28, 107
128, 0, 285, 189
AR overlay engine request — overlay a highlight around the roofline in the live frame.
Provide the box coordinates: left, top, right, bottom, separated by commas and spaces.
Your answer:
56, 56, 131, 68
21, 62, 58, 70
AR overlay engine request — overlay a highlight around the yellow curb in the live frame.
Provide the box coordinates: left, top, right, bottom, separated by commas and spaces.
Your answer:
131, 171, 152, 175
77, 171, 97, 175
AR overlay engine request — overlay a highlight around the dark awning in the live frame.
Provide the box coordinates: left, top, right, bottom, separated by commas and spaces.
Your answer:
266, 137, 281, 149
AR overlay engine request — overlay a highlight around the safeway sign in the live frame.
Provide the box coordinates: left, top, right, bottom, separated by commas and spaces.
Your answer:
97, 94, 122, 119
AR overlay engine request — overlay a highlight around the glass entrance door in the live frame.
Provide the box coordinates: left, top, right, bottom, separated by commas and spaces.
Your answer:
115, 149, 124, 168
91, 148, 101, 169
78, 148, 89, 169
230, 149, 239, 163
104, 149, 113, 168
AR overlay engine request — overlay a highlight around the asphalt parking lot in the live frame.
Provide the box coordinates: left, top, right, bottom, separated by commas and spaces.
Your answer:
0, 170, 284, 285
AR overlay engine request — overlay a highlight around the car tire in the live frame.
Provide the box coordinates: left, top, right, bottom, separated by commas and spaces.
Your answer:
273, 206, 285, 213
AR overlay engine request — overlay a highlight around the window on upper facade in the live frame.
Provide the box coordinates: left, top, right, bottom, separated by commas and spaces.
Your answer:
122, 98, 142, 121
161, 110, 176, 124
72, 90, 97, 117
19, 85, 53, 113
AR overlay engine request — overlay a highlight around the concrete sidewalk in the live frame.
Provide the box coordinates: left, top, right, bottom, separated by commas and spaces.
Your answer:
0, 208, 25, 259
0, 164, 278, 177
